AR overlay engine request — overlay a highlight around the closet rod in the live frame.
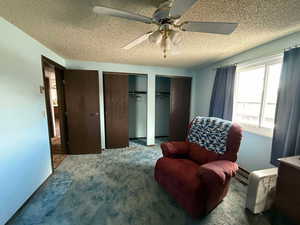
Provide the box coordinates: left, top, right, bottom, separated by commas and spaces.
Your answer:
129, 91, 147, 94
156, 91, 170, 95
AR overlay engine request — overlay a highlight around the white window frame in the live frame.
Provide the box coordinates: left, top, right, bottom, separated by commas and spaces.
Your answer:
233, 54, 283, 137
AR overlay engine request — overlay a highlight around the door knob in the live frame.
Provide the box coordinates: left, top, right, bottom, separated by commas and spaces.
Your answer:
90, 112, 99, 116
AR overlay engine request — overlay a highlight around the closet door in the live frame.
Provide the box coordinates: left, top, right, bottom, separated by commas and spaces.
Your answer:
169, 77, 192, 141
104, 73, 129, 148
64, 70, 101, 154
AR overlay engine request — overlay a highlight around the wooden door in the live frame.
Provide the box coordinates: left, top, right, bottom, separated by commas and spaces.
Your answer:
64, 70, 101, 154
104, 73, 129, 148
55, 67, 68, 154
169, 77, 192, 141
43, 75, 55, 138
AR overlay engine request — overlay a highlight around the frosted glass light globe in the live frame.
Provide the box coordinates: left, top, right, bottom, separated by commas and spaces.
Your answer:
160, 37, 172, 51
169, 30, 183, 46
149, 30, 163, 44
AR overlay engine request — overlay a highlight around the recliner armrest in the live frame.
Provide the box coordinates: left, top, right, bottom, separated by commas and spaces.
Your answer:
161, 141, 190, 158
198, 160, 239, 184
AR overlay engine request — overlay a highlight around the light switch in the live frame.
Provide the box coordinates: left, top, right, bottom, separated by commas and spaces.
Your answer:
40, 85, 45, 94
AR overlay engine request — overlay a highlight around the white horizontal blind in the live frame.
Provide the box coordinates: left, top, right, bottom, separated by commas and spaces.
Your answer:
233, 55, 283, 137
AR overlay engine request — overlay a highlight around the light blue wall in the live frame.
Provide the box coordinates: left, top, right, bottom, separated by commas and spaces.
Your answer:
0, 18, 66, 225
239, 132, 273, 171
191, 31, 300, 172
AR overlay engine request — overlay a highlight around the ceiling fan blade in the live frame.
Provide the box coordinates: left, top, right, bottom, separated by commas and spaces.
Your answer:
170, 0, 199, 18
181, 21, 238, 35
93, 6, 153, 24
123, 32, 153, 50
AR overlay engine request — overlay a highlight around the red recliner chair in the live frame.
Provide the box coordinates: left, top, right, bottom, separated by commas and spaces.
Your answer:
154, 120, 242, 217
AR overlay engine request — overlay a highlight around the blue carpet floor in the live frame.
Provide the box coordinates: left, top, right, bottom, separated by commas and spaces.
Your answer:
8, 141, 294, 225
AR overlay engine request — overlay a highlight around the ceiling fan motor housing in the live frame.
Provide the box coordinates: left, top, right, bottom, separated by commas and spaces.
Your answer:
153, 1, 173, 24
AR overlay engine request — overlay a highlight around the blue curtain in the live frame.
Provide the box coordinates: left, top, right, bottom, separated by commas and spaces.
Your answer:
209, 65, 236, 120
271, 47, 300, 166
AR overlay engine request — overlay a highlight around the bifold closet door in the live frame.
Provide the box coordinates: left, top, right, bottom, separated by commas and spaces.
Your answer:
169, 77, 192, 141
104, 73, 129, 148
64, 70, 101, 154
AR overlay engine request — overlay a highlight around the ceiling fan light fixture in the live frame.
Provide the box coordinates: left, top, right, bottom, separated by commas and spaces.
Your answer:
161, 37, 172, 51
149, 30, 163, 44
94, 0, 239, 58
169, 30, 183, 46
160, 36, 172, 58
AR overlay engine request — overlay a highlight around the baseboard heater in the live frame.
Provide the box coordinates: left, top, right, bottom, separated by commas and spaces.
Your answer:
236, 167, 249, 185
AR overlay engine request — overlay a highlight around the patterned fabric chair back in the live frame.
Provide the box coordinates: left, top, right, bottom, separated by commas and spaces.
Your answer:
186, 117, 242, 165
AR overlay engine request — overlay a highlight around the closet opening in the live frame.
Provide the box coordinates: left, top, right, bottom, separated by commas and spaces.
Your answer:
155, 75, 192, 143
155, 76, 171, 145
104, 72, 148, 149
128, 74, 148, 146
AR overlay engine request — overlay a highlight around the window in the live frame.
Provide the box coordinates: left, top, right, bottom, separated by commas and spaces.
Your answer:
233, 56, 283, 137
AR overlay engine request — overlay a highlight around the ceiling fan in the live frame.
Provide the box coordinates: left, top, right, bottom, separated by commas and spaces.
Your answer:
93, 0, 238, 58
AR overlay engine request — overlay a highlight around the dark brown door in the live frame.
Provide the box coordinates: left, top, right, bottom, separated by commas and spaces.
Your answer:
55, 67, 68, 154
43, 75, 55, 138
104, 72, 129, 148
64, 70, 101, 154
169, 77, 192, 141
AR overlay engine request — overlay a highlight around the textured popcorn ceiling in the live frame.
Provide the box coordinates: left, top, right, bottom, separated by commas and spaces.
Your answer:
1, 0, 300, 68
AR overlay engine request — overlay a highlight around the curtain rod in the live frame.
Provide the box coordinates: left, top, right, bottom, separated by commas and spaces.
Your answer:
212, 44, 300, 70
284, 44, 300, 52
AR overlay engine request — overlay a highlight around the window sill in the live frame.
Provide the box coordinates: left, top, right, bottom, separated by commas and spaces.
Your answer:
238, 123, 273, 138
